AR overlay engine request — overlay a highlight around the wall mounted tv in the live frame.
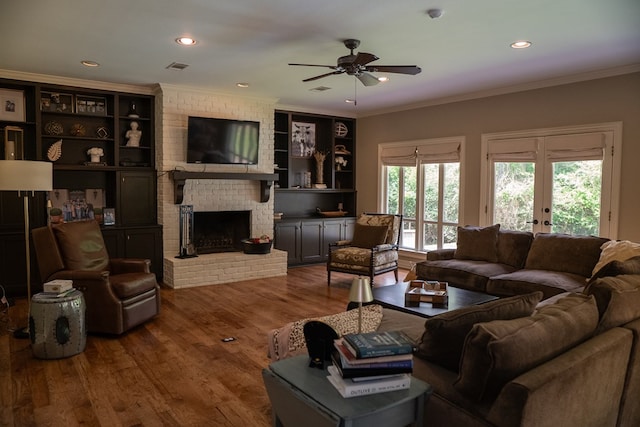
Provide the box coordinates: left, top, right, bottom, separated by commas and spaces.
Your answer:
187, 116, 260, 164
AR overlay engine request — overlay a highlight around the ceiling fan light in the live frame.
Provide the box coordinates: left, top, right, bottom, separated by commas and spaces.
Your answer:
81, 60, 100, 67
510, 40, 532, 49
176, 37, 197, 46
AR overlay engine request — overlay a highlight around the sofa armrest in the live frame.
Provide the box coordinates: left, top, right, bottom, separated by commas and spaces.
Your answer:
487, 327, 632, 427
110, 258, 152, 274
427, 249, 455, 261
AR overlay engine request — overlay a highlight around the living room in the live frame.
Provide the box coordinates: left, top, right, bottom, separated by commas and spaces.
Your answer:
1, 1, 640, 426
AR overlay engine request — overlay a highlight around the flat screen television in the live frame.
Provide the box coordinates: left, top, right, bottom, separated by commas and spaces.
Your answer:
187, 116, 260, 164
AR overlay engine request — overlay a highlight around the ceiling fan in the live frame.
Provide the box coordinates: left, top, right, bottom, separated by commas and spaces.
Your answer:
289, 39, 422, 87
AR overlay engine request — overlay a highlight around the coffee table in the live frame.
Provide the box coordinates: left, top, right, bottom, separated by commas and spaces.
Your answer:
263, 355, 432, 427
373, 282, 498, 318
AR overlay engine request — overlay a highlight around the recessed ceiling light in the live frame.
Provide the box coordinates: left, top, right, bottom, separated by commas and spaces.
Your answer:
176, 37, 197, 46
236, 83, 249, 88
81, 60, 100, 67
510, 40, 532, 49
377, 76, 389, 83
345, 99, 356, 104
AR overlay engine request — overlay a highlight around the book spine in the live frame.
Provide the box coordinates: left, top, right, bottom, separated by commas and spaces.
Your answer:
327, 366, 411, 398
343, 332, 413, 358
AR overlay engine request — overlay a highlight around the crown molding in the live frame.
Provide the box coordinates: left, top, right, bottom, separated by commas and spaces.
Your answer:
0, 69, 157, 95
358, 64, 640, 118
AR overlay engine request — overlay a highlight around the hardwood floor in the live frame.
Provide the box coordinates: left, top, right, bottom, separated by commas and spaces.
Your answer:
1, 265, 407, 426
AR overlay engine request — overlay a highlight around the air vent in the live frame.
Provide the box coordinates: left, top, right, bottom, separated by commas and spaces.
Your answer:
309, 86, 331, 92
166, 62, 189, 70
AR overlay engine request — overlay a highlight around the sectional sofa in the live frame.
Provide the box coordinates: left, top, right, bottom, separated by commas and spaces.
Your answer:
416, 224, 609, 299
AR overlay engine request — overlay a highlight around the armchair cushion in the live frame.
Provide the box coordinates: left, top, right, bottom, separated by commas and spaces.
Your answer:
350, 223, 389, 249
110, 272, 159, 299
330, 247, 398, 269
454, 224, 500, 263
356, 214, 399, 245
52, 221, 109, 271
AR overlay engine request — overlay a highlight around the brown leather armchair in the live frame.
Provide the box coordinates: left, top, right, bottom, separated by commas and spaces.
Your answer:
327, 213, 402, 286
31, 220, 160, 335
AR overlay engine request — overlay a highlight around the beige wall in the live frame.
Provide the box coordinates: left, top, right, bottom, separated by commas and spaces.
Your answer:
356, 72, 640, 241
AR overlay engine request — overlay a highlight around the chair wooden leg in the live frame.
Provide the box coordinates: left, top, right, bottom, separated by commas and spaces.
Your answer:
394, 268, 399, 283
327, 269, 331, 286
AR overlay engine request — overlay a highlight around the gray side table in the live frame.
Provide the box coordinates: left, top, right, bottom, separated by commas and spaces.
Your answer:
263, 355, 432, 427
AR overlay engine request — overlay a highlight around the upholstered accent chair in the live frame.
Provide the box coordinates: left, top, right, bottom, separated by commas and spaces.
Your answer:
327, 213, 402, 286
31, 221, 160, 335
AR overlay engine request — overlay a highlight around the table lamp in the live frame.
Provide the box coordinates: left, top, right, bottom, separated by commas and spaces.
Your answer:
0, 160, 53, 338
349, 276, 373, 333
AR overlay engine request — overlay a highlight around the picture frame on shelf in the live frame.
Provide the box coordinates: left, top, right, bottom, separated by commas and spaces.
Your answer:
76, 95, 107, 115
291, 121, 316, 158
40, 91, 74, 113
103, 208, 115, 225
0, 89, 26, 122
47, 188, 105, 223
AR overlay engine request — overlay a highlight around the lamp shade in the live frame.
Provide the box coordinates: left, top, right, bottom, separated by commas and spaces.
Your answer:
349, 276, 373, 303
0, 160, 52, 191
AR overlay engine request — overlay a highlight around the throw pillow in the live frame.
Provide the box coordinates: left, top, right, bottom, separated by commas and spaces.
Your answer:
350, 223, 389, 249
453, 224, 500, 263
584, 274, 640, 332
589, 255, 640, 284
52, 221, 109, 271
267, 304, 384, 360
591, 239, 640, 278
454, 293, 598, 402
415, 291, 543, 372
356, 214, 397, 244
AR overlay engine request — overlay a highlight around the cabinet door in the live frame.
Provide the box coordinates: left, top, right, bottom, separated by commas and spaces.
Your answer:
118, 171, 156, 226
343, 218, 356, 241
274, 221, 301, 264
300, 220, 324, 264
322, 219, 343, 259
123, 227, 163, 279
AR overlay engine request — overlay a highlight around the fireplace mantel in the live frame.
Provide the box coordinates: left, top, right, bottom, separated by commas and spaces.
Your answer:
170, 171, 279, 204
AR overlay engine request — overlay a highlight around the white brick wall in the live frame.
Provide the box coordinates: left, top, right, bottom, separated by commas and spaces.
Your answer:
157, 84, 286, 287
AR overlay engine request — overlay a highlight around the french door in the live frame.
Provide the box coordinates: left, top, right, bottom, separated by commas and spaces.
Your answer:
481, 123, 621, 238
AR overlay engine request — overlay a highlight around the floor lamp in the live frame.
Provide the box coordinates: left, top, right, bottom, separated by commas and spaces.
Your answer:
0, 160, 53, 339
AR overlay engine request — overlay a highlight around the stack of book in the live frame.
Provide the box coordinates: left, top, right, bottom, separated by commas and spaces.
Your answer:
33, 280, 75, 299
327, 330, 414, 398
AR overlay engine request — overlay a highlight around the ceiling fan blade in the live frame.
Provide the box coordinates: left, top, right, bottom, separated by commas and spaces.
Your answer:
302, 70, 344, 82
289, 63, 338, 69
356, 72, 380, 87
352, 52, 379, 66
365, 65, 422, 75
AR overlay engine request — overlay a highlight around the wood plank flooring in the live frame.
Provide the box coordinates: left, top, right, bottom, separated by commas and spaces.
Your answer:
1, 265, 406, 427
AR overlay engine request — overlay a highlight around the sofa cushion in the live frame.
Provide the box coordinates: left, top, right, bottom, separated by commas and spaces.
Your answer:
454, 224, 500, 263
591, 240, 640, 278
350, 223, 389, 249
416, 259, 516, 293
584, 274, 640, 332
487, 269, 588, 300
454, 293, 598, 402
416, 292, 543, 372
52, 221, 109, 271
497, 230, 534, 268
524, 233, 608, 278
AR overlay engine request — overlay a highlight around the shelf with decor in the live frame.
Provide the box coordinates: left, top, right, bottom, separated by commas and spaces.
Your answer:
0, 78, 162, 297
273, 110, 356, 266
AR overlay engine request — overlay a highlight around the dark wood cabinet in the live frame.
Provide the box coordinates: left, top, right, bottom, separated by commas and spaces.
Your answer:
0, 78, 162, 296
275, 217, 355, 266
101, 225, 163, 279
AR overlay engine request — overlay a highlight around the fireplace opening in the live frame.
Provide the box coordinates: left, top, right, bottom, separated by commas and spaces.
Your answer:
193, 210, 251, 254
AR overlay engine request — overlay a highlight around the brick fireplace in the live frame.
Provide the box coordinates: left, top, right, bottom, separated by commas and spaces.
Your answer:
157, 85, 287, 288
192, 210, 250, 254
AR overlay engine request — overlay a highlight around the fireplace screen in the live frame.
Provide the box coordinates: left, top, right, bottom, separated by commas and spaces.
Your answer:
193, 210, 251, 254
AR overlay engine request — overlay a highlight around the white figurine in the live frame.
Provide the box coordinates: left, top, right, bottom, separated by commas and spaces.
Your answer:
126, 121, 142, 147
87, 147, 104, 163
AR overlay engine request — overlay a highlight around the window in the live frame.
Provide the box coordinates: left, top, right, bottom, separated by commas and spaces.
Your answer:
380, 138, 464, 252
480, 123, 622, 238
